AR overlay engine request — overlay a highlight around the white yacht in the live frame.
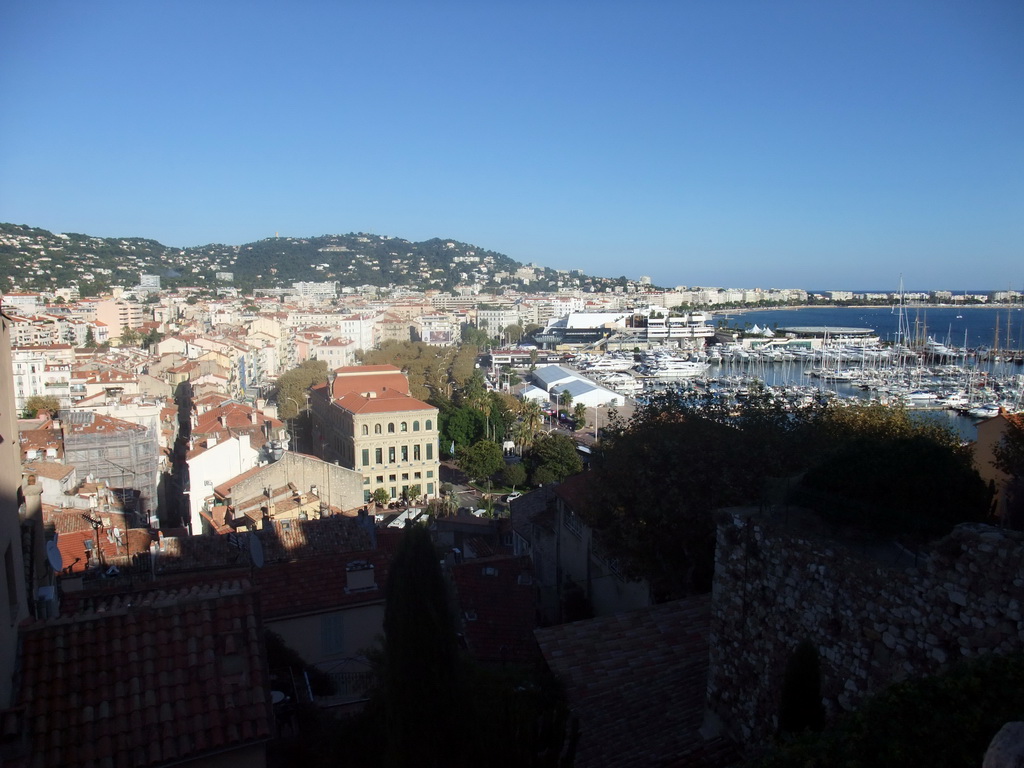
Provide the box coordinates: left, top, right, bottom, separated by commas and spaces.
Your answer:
641, 358, 711, 380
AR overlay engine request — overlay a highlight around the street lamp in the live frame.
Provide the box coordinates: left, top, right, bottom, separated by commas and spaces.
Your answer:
551, 390, 565, 429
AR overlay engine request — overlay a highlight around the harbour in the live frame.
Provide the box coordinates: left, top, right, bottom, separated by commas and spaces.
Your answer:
567, 305, 1024, 442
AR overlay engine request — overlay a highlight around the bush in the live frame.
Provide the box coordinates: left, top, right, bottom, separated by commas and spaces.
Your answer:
749, 652, 1024, 768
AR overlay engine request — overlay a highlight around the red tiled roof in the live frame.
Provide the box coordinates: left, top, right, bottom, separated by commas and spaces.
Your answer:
256, 549, 390, 620
333, 389, 435, 415
193, 403, 281, 434
452, 555, 537, 664
52, 528, 124, 574
327, 365, 410, 398
65, 412, 146, 436
534, 595, 736, 768
18, 581, 273, 768
22, 461, 74, 481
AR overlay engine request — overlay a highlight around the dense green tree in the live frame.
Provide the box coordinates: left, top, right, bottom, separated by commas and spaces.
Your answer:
584, 413, 739, 596
380, 525, 463, 767
458, 440, 505, 484
459, 369, 489, 411
449, 344, 479, 388
461, 324, 491, 347
359, 340, 445, 400
583, 393, 990, 600
275, 359, 328, 418
485, 391, 517, 442
23, 395, 60, 418
371, 487, 390, 506
142, 326, 163, 350
502, 462, 527, 491
504, 323, 524, 343
992, 415, 1024, 529
749, 652, 1024, 768
797, 430, 991, 538
83, 326, 97, 348
119, 326, 141, 346
440, 404, 486, 452
794, 402, 990, 538
525, 433, 582, 486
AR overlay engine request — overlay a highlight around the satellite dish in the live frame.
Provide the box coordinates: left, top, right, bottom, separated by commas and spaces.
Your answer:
249, 534, 264, 569
46, 540, 63, 573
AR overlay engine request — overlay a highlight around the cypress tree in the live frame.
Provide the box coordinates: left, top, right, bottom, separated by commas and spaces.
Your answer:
382, 525, 464, 767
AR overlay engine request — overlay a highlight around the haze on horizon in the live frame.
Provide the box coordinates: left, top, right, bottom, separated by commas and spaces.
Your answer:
0, 1, 1021, 292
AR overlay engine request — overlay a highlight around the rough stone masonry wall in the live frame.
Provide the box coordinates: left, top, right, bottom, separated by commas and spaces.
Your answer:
706, 508, 1024, 746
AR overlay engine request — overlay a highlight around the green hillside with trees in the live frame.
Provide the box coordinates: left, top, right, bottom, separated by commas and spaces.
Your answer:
0, 222, 592, 293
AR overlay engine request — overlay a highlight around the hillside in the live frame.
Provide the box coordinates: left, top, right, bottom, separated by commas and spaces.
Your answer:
0, 223, 627, 295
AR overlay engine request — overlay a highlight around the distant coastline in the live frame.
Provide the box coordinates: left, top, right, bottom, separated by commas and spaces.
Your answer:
719, 303, 1023, 316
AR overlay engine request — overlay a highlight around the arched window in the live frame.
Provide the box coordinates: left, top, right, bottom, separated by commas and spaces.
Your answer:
425, 419, 433, 431
361, 425, 369, 436
400, 422, 408, 432
413, 421, 420, 432
374, 424, 382, 435
388, 422, 396, 434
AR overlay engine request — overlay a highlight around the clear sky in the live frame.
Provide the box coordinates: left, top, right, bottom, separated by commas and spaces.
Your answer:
1, 1, 1021, 291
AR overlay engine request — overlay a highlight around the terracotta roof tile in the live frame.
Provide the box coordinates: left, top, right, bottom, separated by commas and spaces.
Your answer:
535, 595, 736, 768
255, 549, 390, 620
19, 582, 272, 768
452, 555, 537, 664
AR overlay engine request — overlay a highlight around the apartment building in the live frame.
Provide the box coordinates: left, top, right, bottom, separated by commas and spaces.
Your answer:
94, 297, 147, 342
309, 365, 440, 503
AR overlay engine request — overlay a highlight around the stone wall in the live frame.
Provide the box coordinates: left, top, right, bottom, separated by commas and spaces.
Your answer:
707, 507, 1024, 745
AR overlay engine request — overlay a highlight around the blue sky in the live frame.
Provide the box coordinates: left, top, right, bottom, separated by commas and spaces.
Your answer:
1, 1, 1021, 291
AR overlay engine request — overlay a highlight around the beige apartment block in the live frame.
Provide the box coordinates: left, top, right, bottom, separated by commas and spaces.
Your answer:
309, 365, 440, 503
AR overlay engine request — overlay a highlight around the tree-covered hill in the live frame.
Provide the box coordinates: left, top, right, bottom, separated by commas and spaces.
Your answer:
0, 222, 591, 294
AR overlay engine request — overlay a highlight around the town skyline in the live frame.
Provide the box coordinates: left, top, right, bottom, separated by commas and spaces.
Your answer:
2, 221, 1021, 298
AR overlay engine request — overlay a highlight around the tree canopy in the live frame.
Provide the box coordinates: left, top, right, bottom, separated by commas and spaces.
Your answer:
274, 359, 328, 419
525, 433, 583, 486
749, 652, 1024, 768
23, 394, 60, 418
993, 415, 1024, 529
458, 440, 505, 484
582, 390, 992, 600
359, 340, 479, 403
379, 526, 463, 766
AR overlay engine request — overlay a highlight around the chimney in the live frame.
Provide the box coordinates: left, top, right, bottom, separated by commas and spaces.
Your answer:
249, 410, 258, 424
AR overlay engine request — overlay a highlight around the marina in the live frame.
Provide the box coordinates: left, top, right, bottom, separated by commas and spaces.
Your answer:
565, 305, 1024, 441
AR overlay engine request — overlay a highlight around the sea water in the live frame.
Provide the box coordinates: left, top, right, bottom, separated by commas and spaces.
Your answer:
706, 305, 1024, 441
716, 305, 1024, 351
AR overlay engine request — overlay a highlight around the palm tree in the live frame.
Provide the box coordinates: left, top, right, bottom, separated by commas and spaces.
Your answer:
559, 389, 574, 416
521, 400, 544, 439
511, 420, 532, 454
573, 402, 587, 429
